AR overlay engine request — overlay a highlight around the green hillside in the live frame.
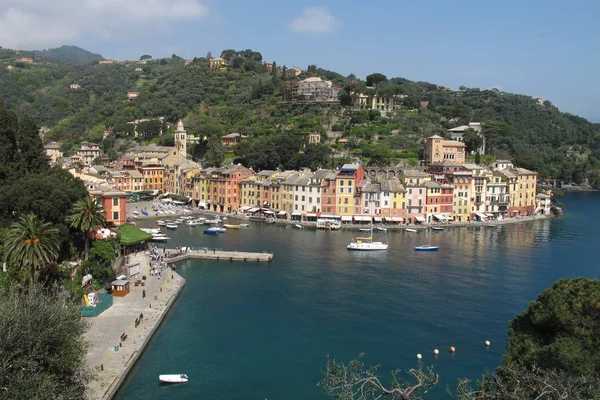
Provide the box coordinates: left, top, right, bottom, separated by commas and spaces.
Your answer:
28, 45, 104, 65
0, 47, 599, 185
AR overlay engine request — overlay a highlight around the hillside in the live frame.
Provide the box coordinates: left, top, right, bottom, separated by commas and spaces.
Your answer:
28, 45, 104, 65
0, 47, 599, 185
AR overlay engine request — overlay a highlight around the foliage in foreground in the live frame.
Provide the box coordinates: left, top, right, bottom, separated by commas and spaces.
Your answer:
0, 286, 91, 399
318, 353, 438, 400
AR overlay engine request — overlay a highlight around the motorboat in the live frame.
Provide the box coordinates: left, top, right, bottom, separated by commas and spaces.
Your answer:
141, 228, 161, 235
166, 224, 178, 229
204, 218, 221, 224
186, 220, 199, 226
359, 228, 371, 232
159, 374, 188, 384
376, 227, 387, 232
347, 226, 388, 251
223, 224, 241, 229
151, 234, 169, 242
132, 210, 140, 215
406, 228, 417, 233
204, 227, 226, 234
431, 226, 444, 231
239, 223, 250, 227
157, 220, 166, 226
414, 245, 439, 251
294, 224, 303, 229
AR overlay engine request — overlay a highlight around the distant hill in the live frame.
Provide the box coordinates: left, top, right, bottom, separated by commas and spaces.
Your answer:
0, 47, 599, 185
28, 45, 103, 65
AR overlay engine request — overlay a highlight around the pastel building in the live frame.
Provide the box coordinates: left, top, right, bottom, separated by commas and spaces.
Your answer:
335, 164, 365, 215
423, 135, 466, 165
89, 186, 128, 226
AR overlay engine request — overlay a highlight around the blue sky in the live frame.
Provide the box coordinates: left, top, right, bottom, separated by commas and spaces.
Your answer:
1, 0, 599, 120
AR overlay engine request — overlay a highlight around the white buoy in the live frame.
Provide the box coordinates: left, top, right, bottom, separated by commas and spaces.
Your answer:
433, 349, 439, 355
485, 340, 491, 346
416, 353, 422, 360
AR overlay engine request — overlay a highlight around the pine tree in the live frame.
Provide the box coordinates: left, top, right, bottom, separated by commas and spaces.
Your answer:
271, 61, 278, 86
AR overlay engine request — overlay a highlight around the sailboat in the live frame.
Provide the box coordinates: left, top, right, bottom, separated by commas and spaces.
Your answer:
414, 235, 439, 251
347, 225, 388, 251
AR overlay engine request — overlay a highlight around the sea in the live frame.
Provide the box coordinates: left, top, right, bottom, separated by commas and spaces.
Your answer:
115, 191, 598, 400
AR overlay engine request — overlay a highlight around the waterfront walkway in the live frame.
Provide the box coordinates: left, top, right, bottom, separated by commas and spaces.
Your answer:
85, 251, 185, 400
164, 248, 273, 263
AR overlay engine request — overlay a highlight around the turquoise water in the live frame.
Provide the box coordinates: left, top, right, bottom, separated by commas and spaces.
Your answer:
116, 192, 599, 399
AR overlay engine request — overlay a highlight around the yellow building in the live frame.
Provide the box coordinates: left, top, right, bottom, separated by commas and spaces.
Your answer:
335, 164, 365, 215
240, 176, 258, 208
209, 57, 227, 71
381, 180, 406, 221
450, 171, 473, 222
423, 135, 466, 165
44, 142, 63, 163
191, 170, 213, 208
509, 167, 538, 216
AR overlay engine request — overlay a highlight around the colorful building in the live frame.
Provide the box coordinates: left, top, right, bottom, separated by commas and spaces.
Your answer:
335, 164, 364, 215
89, 186, 128, 226
423, 135, 466, 165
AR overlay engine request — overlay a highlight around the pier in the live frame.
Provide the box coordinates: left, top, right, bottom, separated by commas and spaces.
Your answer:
164, 248, 274, 263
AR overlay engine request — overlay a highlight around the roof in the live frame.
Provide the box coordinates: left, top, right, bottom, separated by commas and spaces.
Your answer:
222, 132, 246, 139
111, 279, 129, 286
428, 135, 443, 139
340, 163, 360, 171
44, 142, 61, 149
511, 167, 536, 175
442, 140, 466, 147
116, 225, 153, 246
425, 181, 440, 188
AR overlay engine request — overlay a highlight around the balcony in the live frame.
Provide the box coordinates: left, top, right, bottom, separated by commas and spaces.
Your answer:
490, 198, 510, 205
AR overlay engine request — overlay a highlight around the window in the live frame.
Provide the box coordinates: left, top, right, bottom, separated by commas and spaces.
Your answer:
112, 211, 119, 220
348, 180, 352, 186
113, 198, 119, 206
340, 180, 344, 186
348, 188, 352, 194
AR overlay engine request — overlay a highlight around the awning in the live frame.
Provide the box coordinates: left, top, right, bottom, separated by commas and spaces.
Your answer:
475, 212, 487, 220
240, 205, 251, 211
415, 216, 426, 222
341, 216, 352, 221
263, 210, 274, 215
292, 212, 302, 216
116, 225, 153, 246
248, 207, 260, 213
278, 211, 287, 215
433, 214, 447, 221
384, 217, 404, 222
354, 216, 372, 222
374, 217, 382, 222
306, 213, 317, 217
320, 214, 335, 219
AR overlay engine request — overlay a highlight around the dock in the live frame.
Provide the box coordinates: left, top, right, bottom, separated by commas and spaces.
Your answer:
164, 249, 273, 263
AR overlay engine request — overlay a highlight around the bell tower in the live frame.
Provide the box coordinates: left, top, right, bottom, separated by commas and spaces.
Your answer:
174, 120, 187, 161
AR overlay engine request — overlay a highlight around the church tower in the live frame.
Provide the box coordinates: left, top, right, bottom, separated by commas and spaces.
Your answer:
174, 120, 187, 161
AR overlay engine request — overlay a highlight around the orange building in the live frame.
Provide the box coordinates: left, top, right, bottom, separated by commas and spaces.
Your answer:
208, 165, 253, 212
423, 135, 466, 165
90, 186, 128, 226
139, 163, 165, 191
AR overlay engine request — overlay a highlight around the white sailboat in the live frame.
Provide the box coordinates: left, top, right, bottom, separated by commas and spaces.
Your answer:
347, 225, 388, 251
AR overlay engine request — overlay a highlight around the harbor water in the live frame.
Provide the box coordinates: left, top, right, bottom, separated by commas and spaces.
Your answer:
115, 192, 599, 399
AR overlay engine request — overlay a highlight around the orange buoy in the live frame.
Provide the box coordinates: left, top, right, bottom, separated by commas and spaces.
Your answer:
450, 346, 456, 352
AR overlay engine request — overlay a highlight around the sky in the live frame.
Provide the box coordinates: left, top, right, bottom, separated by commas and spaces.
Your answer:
1, 0, 599, 121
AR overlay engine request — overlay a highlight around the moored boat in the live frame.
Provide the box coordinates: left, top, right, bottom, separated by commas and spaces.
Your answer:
151, 234, 170, 242
223, 224, 241, 229
347, 226, 388, 251
294, 224, 303, 229
414, 245, 439, 251
166, 224, 177, 229
159, 374, 188, 383
431, 226, 444, 231
406, 228, 417, 233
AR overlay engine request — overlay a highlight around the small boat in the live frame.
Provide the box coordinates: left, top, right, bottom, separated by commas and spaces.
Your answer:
157, 220, 166, 226
406, 228, 417, 233
151, 235, 169, 242
347, 226, 388, 251
266, 218, 276, 224
141, 210, 149, 216
414, 245, 439, 252
488, 224, 498, 228
359, 228, 371, 232
141, 228, 161, 235
223, 224, 241, 229
132, 210, 140, 215
294, 224, 303, 229
204, 227, 226, 234
239, 223, 249, 227
376, 227, 387, 232
186, 220, 199, 226
166, 224, 177, 229
204, 218, 221, 224
431, 226, 444, 231
159, 374, 188, 384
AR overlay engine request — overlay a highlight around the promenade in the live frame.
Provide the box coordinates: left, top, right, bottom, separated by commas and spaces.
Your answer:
85, 251, 185, 400
164, 248, 273, 263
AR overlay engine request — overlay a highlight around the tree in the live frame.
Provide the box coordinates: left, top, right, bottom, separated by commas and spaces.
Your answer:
504, 278, 600, 378
0, 286, 90, 399
136, 119, 162, 137
319, 354, 438, 400
139, 54, 152, 61
68, 197, 106, 260
271, 61, 278, 86
3, 213, 60, 287
83, 239, 117, 287
205, 137, 226, 167
462, 128, 483, 154
366, 73, 387, 87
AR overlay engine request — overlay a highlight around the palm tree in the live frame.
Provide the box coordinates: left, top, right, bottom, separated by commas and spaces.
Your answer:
68, 197, 106, 260
4, 213, 60, 287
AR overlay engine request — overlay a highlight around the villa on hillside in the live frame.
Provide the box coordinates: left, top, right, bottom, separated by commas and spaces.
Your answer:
209, 57, 227, 71
221, 133, 247, 150
423, 135, 466, 165
446, 122, 486, 155
291, 77, 340, 102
